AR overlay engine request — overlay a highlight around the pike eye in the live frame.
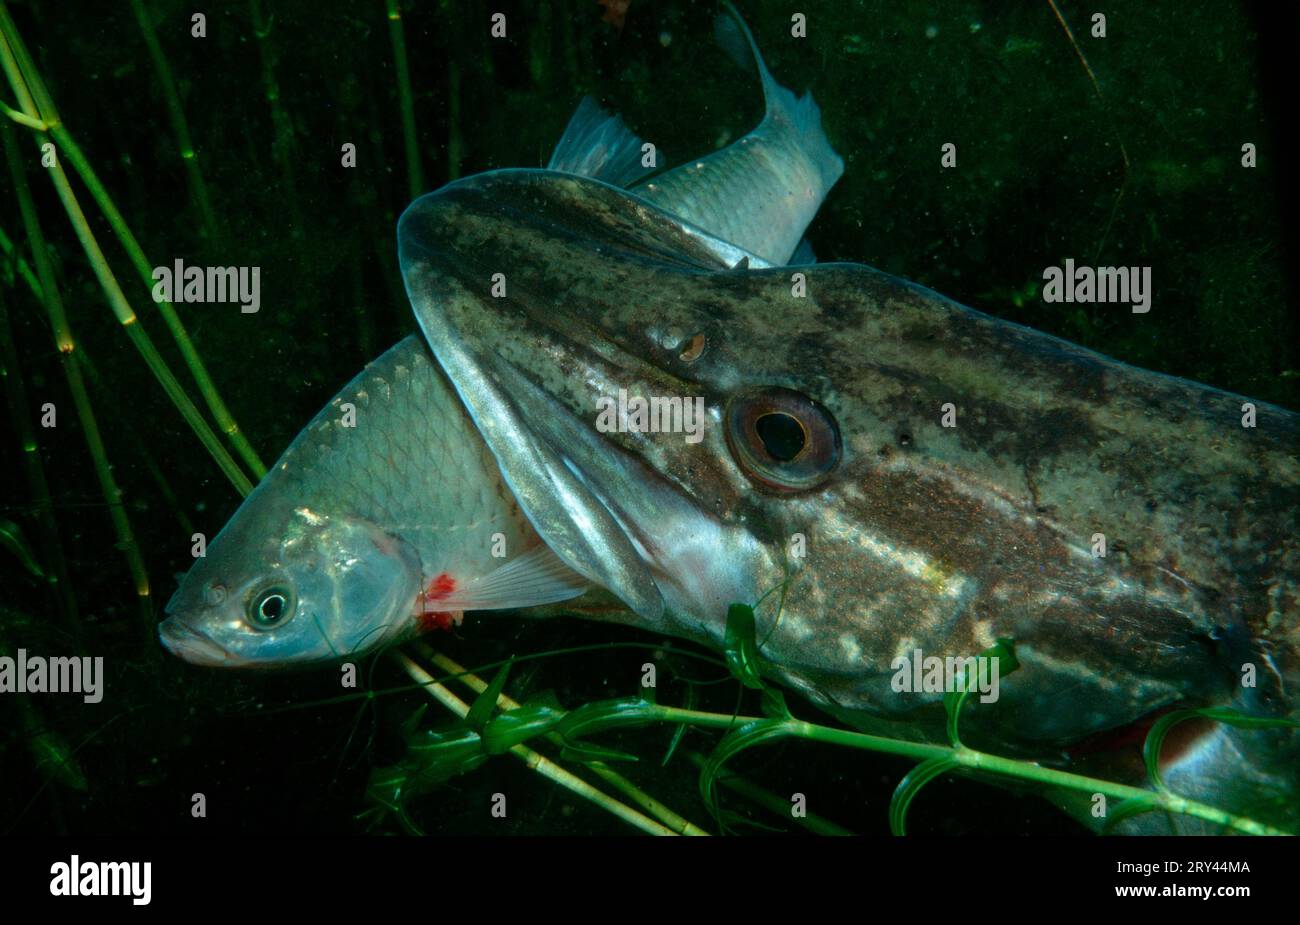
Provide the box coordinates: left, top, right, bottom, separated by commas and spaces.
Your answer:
248, 586, 295, 629
725, 387, 841, 491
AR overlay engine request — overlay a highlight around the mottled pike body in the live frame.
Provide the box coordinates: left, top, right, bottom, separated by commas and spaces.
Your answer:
399, 168, 1300, 832
162, 4, 1299, 832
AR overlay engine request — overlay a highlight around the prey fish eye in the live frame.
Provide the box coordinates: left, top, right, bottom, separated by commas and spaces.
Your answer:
248, 586, 294, 629
725, 387, 841, 491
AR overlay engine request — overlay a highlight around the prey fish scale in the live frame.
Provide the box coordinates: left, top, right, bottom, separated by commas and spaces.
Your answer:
278, 339, 517, 546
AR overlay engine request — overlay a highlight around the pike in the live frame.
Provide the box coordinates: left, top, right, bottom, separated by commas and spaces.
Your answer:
161, 5, 1298, 832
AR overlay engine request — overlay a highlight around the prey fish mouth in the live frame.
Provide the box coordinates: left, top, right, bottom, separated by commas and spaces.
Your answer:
157, 618, 240, 667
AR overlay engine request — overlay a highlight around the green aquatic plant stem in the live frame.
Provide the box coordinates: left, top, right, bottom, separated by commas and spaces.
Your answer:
0, 5, 265, 486
47, 125, 266, 480
44, 156, 254, 497
681, 749, 854, 836
393, 652, 678, 835
249, 0, 304, 236
3, 223, 195, 539
2, 120, 153, 633
0, 222, 42, 296
127, 0, 218, 242
0, 286, 79, 631
386, 0, 424, 198
75, 348, 196, 538
416, 645, 710, 836
642, 706, 1288, 836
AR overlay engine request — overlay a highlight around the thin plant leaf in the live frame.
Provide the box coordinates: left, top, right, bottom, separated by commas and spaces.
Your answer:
724, 603, 766, 690
943, 637, 1019, 747
557, 697, 659, 743
889, 755, 961, 836
662, 683, 697, 767
0, 518, 43, 578
399, 703, 428, 740
559, 741, 640, 764
366, 725, 488, 813
698, 719, 790, 815
466, 659, 512, 731
761, 687, 792, 720
480, 703, 565, 755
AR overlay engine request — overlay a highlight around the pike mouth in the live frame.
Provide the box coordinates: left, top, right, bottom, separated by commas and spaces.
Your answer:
158, 618, 239, 667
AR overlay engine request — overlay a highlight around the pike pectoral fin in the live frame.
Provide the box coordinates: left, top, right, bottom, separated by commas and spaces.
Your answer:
438, 543, 589, 612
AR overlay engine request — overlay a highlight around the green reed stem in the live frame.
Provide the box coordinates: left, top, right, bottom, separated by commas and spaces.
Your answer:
417, 644, 709, 836
76, 347, 196, 538
127, 0, 218, 241
0, 5, 259, 495
45, 125, 266, 480
0, 222, 42, 296
394, 652, 678, 835
645, 706, 1288, 836
249, 0, 303, 236
2, 119, 153, 634
681, 749, 854, 835
386, 0, 423, 197
0, 284, 79, 631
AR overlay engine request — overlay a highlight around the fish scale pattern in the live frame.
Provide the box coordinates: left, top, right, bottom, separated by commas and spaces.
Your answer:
273, 336, 529, 571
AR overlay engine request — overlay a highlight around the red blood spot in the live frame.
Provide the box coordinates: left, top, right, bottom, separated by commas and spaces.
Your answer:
412, 573, 462, 633
427, 573, 456, 600
418, 611, 458, 632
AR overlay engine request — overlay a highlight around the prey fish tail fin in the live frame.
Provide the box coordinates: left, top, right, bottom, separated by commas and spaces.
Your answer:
547, 96, 660, 187
631, 2, 844, 265
714, 0, 843, 195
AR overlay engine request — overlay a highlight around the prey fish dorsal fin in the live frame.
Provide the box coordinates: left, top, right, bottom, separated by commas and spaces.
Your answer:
423, 543, 589, 613
547, 96, 659, 187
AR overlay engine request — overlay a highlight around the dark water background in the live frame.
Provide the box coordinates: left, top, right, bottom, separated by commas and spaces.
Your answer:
0, 0, 1295, 835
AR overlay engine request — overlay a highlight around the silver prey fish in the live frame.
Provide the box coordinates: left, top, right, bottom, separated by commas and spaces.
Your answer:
163, 7, 1299, 833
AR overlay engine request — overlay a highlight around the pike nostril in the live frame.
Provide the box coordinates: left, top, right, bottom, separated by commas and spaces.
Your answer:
678, 333, 706, 362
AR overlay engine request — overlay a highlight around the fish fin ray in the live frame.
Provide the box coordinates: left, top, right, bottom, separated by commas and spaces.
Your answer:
547, 96, 658, 187
715, 1, 843, 193
439, 543, 588, 612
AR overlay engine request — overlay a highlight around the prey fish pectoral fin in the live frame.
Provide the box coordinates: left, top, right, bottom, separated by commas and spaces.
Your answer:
418, 543, 589, 613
